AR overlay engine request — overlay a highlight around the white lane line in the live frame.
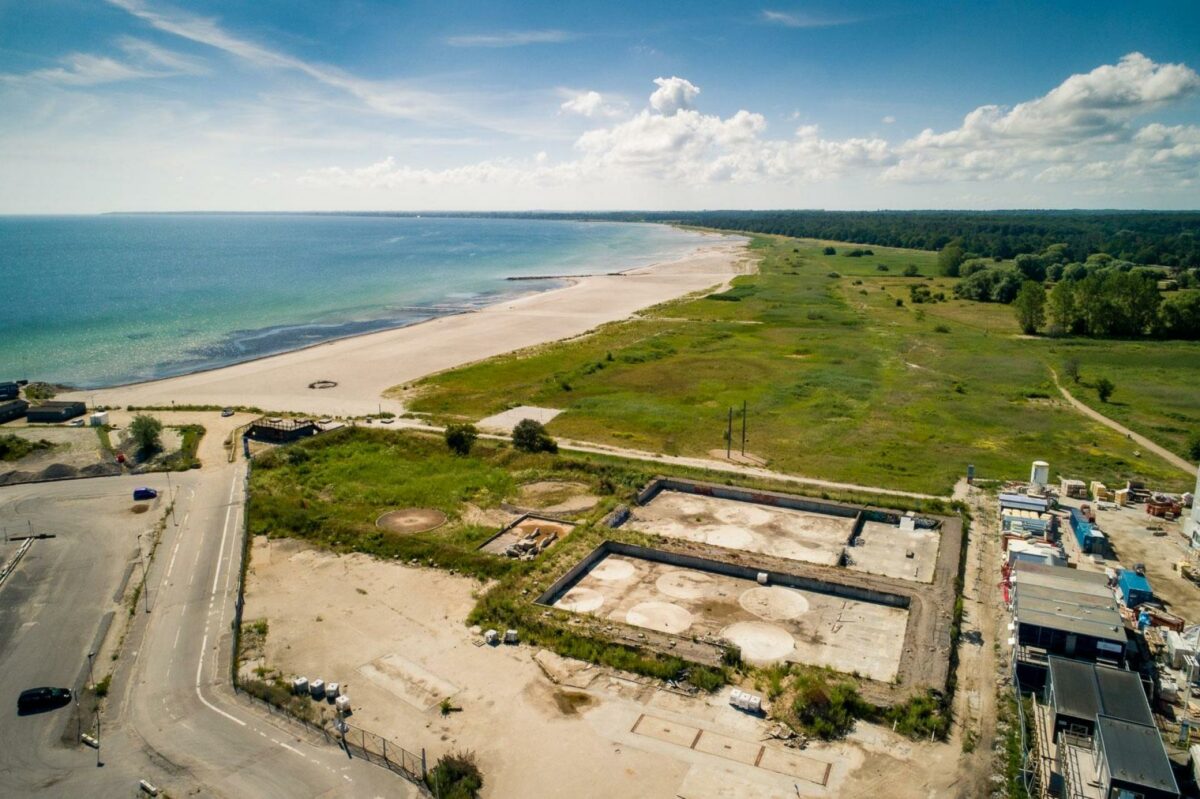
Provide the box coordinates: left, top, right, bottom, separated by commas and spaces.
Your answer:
173, 627, 182, 650
278, 742, 304, 757
194, 631, 246, 727
164, 521, 185, 581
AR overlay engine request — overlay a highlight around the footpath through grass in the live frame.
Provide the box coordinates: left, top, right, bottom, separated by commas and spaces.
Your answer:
408, 235, 1191, 494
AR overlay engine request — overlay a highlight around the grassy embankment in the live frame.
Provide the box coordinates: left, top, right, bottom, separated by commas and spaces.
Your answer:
405, 235, 1192, 494
0, 434, 55, 461
247, 426, 954, 732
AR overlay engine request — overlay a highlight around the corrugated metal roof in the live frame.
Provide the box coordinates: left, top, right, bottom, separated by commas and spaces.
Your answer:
1000, 493, 1052, 512
1096, 716, 1179, 795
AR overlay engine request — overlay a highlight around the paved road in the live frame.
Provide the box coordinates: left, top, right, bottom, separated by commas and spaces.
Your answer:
0, 463, 416, 797
1051, 369, 1196, 477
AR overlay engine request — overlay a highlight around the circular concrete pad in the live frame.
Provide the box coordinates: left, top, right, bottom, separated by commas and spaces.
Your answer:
627, 602, 694, 634
739, 587, 810, 621
656, 570, 716, 600
721, 621, 795, 664
557, 586, 605, 613
702, 528, 755, 551
590, 558, 636, 582
375, 508, 447, 534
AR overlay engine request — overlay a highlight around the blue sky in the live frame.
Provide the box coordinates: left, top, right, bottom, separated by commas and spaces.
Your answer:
1, 0, 1198, 211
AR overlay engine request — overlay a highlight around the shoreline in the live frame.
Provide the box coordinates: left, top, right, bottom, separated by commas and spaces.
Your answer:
62, 232, 752, 417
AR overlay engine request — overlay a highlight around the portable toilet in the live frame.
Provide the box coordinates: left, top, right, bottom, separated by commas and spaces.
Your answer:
1118, 570, 1153, 608
1030, 460, 1050, 488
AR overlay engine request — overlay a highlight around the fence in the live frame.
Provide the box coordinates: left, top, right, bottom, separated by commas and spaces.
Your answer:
227, 457, 430, 793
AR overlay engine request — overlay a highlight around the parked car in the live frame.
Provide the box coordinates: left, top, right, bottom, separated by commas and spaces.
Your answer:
221, 407, 234, 417
17, 687, 71, 714
133, 487, 158, 501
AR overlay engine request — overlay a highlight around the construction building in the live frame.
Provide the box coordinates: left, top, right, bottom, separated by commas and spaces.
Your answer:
0, 399, 28, 424
1032, 657, 1178, 799
1011, 562, 1126, 685
0, 382, 19, 401
246, 417, 321, 443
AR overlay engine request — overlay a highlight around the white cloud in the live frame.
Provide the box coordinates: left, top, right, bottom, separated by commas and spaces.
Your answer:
886, 52, 1200, 183
106, 0, 452, 121
559, 90, 623, 118
761, 9, 855, 28
882, 115, 895, 124
445, 30, 574, 47
649, 76, 700, 115
0, 37, 206, 86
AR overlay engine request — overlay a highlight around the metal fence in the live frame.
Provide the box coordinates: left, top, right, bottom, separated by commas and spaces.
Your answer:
228, 457, 430, 793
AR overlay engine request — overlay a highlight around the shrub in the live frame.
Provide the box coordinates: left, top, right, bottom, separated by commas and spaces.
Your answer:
822, 246, 836, 255
826, 271, 840, 279
933, 324, 951, 334
512, 419, 557, 454
444, 423, 479, 456
1188, 432, 1200, 461
130, 414, 163, 454
875, 263, 889, 271
790, 670, 871, 740
426, 751, 483, 799
1063, 357, 1080, 383
903, 264, 920, 277
1095, 377, 1115, 403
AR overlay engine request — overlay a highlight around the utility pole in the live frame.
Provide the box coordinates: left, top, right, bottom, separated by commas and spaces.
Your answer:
87, 651, 96, 689
166, 471, 177, 526
137, 534, 149, 613
741, 400, 747, 457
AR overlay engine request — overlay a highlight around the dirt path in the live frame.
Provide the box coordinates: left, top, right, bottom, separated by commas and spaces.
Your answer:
948, 479, 1004, 798
1050, 369, 1195, 477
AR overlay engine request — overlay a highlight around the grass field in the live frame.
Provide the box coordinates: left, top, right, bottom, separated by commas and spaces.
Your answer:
407, 235, 1194, 494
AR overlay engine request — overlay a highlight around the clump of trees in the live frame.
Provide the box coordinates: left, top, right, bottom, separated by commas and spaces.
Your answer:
953, 266, 1024, 303
1012, 282, 1046, 334
426, 751, 483, 799
512, 419, 557, 453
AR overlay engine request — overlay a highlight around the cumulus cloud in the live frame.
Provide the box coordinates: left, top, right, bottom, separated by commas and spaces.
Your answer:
649, 76, 700, 115
887, 52, 1200, 182
298, 54, 1200, 198
559, 90, 623, 118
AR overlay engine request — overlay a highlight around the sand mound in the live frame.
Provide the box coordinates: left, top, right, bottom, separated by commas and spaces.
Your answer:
375, 508, 447, 534
517, 481, 599, 514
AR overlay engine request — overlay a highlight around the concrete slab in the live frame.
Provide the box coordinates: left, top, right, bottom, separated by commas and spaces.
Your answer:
631, 714, 702, 747
357, 652, 459, 711
551, 553, 907, 681
476, 405, 562, 433
626, 490, 854, 567
846, 521, 940, 583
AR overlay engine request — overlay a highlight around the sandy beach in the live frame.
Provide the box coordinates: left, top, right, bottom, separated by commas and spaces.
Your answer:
65, 235, 752, 417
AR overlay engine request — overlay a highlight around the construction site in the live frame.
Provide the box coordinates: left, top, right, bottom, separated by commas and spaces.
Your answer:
543, 478, 964, 697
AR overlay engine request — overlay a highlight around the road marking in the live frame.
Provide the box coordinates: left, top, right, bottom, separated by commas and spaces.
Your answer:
194, 631, 246, 728
173, 627, 181, 650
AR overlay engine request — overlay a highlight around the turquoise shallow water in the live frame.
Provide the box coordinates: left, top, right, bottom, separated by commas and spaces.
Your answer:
0, 215, 706, 389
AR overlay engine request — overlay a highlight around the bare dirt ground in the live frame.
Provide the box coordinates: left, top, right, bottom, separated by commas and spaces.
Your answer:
515, 480, 599, 514
376, 508, 447, 534
244, 537, 967, 798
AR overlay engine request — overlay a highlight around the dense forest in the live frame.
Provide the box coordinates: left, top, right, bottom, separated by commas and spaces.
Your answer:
333, 210, 1200, 267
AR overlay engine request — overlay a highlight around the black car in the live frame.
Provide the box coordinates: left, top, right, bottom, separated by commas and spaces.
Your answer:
17, 687, 72, 714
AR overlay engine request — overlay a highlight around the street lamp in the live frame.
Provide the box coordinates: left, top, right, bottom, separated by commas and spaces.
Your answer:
86, 650, 96, 690
136, 533, 150, 613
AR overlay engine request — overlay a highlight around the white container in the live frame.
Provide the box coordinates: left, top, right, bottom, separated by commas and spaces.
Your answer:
89, 411, 109, 427
335, 695, 351, 713
292, 677, 308, 695
484, 629, 498, 645
1030, 460, 1050, 487
309, 678, 325, 698
326, 682, 340, 699
504, 629, 519, 644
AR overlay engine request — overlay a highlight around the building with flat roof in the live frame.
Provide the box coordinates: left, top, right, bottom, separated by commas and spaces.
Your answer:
1011, 562, 1126, 684
247, 416, 321, 443
25, 401, 86, 423
0, 399, 28, 424
0, 382, 18, 401
1033, 657, 1178, 799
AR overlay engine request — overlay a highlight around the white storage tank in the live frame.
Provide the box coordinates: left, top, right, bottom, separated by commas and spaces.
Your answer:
309, 678, 325, 698
292, 676, 308, 695
1030, 460, 1049, 487
326, 682, 339, 699
335, 695, 351, 713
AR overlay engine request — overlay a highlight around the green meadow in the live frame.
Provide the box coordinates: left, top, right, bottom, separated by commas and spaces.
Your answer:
405, 235, 1195, 495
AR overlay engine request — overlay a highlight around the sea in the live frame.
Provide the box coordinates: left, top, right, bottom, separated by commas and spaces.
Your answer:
0, 215, 707, 389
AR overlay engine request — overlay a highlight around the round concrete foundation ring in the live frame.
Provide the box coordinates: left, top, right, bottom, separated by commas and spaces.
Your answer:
375, 508, 447, 534
738, 586, 810, 621
721, 621, 795, 664
626, 601, 694, 635
656, 570, 716, 600
557, 586, 605, 614
589, 558, 637, 582
308, 379, 338, 389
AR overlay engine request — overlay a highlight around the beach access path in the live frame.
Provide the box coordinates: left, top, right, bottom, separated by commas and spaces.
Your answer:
68, 237, 751, 417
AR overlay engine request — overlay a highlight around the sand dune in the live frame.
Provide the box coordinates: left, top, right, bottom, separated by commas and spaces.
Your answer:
67, 235, 751, 417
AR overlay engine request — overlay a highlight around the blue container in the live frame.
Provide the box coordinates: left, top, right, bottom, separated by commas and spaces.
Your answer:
1118, 570, 1153, 608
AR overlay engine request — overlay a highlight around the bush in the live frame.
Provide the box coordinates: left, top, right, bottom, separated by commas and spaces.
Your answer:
512, 419, 557, 453
130, 414, 163, 454
1095, 377, 1115, 403
822, 246, 836, 255
1188, 432, 1200, 461
902, 264, 920, 277
954, 266, 1025, 303
933, 323, 951, 334
444, 423, 478, 456
426, 751, 483, 799
875, 263, 889, 271
790, 670, 871, 740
